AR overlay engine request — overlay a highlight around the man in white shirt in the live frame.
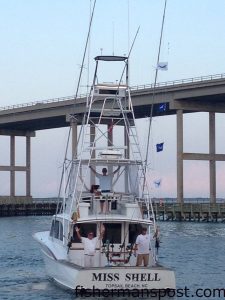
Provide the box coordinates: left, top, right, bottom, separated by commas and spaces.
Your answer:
75, 225, 105, 268
89, 166, 120, 213
134, 227, 151, 267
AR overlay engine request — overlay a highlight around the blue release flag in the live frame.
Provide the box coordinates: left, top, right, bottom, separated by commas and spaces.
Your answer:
157, 62, 168, 71
158, 103, 166, 112
154, 179, 161, 188
156, 142, 164, 152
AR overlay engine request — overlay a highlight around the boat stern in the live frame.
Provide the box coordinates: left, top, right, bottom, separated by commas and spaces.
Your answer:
75, 266, 176, 291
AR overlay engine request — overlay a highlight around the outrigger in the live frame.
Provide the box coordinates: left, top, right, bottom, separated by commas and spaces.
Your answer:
34, 55, 175, 291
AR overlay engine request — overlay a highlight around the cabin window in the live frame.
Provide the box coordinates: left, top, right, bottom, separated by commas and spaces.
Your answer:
54, 221, 60, 239
99, 89, 117, 95
59, 222, 63, 241
50, 220, 55, 237
72, 223, 97, 243
103, 223, 121, 244
129, 224, 143, 243
50, 219, 63, 241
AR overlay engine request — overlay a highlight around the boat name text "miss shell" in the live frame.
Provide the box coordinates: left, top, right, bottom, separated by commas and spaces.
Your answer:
92, 273, 160, 282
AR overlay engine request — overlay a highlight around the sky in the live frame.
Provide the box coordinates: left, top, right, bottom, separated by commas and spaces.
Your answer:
1, 0, 225, 199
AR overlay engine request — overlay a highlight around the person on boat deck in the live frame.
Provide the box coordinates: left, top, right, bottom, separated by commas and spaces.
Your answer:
134, 227, 151, 267
75, 225, 105, 268
89, 166, 120, 213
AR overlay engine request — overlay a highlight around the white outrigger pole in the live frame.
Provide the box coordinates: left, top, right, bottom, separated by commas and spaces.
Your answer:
143, 0, 168, 184
142, 0, 168, 234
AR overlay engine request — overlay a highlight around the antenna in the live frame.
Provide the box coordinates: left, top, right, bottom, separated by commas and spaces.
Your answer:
112, 21, 115, 56
127, 0, 130, 53
87, 0, 92, 96
116, 25, 140, 88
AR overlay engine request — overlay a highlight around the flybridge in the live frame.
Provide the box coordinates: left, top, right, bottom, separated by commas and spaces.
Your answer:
93, 55, 128, 97
94, 84, 127, 97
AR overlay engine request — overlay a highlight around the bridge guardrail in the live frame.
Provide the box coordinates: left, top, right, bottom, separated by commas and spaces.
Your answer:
1, 73, 225, 111
33, 197, 225, 205
152, 198, 225, 204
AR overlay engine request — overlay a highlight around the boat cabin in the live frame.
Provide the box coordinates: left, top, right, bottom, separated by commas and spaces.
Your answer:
69, 220, 153, 267
50, 216, 154, 268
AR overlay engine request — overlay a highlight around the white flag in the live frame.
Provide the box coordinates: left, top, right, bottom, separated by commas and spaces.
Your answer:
157, 62, 168, 71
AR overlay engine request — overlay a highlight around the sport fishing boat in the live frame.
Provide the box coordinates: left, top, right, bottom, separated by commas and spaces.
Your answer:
34, 55, 175, 291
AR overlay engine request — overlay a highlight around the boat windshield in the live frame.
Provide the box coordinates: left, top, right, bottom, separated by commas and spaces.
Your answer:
95, 55, 128, 62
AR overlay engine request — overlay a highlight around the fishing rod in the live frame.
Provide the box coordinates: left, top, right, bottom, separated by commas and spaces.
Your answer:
76, 0, 98, 149
153, 225, 160, 261
57, 0, 97, 215
126, 241, 135, 263
109, 25, 140, 112
74, 0, 97, 105
56, 136, 72, 215
116, 25, 140, 91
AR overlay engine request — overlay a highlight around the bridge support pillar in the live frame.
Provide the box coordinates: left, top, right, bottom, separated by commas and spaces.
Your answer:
0, 130, 35, 203
177, 110, 184, 203
209, 112, 216, 203
10, 135, 15, 196
177, 110, 217, 203
26, 136, 31, 197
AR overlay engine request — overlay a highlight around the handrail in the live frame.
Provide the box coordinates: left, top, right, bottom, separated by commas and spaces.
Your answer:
1, 72, 225, 111
151, 198, 225, 204
32, 197, 225, 204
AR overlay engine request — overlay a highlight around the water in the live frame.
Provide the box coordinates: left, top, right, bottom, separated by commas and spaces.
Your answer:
0, 216, 224, 300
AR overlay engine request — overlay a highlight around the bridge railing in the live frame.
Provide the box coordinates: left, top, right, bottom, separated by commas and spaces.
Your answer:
33, 197, 62, 203
152, 198, 225, 204
0, 95, 78, 111
32, 197, 225, 204
1, 72, 225, 111
130, 73, 225, 91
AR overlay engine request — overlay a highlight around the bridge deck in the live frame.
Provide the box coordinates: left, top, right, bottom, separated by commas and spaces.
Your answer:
1, 73, 225, 131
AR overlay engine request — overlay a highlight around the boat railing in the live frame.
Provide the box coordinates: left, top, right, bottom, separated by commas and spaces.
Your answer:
80, 192, 139, 216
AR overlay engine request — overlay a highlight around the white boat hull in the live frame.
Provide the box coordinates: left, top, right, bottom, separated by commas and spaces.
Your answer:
42, 248, 176, 291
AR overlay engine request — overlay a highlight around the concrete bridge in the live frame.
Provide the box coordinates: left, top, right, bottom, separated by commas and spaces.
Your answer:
1, 72, 225, 203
